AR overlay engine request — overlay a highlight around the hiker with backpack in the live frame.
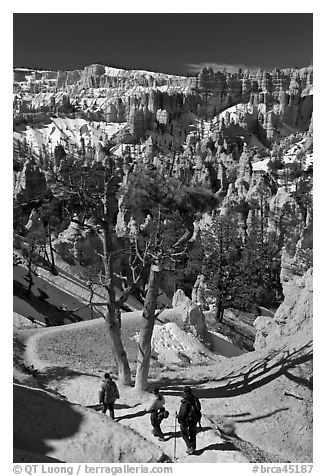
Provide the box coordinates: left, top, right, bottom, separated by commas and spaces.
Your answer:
99, 373, 120, 419
177, 386, 201, 455
146, 387, 169, 442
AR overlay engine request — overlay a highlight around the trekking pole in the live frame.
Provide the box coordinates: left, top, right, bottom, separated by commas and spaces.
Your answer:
173, 411, 177, 460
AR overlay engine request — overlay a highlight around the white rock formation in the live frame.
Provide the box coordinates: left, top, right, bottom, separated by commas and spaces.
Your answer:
254, 267, 312, 351
172, 289, 208, 341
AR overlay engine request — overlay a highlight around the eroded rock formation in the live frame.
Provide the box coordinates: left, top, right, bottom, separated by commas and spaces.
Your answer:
13, 64, 313, 138
13, 159, 47, 202
171, 289, 209, 343
254, 262, 312, 351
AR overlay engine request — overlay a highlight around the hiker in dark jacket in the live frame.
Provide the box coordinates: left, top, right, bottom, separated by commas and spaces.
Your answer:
177, 386, 201, 455
99, 373, 120, 419
146, 387, 167, 441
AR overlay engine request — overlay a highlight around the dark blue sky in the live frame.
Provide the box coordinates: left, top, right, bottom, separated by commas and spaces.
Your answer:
13, 13, 313, 74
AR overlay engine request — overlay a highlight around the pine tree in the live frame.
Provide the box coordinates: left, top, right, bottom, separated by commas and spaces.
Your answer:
201, 214, 243, 321
199, 213, 282, 319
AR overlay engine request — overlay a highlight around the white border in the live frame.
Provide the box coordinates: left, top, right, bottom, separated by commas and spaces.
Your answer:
3, 3, 322, 474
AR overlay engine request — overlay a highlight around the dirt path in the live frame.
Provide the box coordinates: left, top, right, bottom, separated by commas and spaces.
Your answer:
24, 319, 102, 371
22, 316, 312, 463
113, 402, 249, 463
23, 324, 250, 463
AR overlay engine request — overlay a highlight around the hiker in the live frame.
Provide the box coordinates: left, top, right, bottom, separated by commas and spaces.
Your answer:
146, 387, 168, 441
177, 386, 202, 455
99, 373, 120, 419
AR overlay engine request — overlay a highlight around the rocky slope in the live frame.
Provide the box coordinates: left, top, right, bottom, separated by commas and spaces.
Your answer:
254, 248, 313, 353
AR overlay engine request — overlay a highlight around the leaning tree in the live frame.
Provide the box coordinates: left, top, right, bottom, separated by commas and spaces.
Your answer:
51, 155, 146, 385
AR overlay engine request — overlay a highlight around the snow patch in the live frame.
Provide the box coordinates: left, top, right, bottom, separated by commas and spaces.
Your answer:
14, 118, 126, 157
252, 158, 270, 172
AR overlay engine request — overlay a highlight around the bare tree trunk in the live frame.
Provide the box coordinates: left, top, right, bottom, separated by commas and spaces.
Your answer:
215, 297, 224, 322
101, 172, 132, 386
26, 270, 34, 297
26, 245, 35, 297
48, 225, 58, 275
89, 286, 94, 319
102, 249, 132, 385
135, 265, 161, 392
105, 305, 131, 385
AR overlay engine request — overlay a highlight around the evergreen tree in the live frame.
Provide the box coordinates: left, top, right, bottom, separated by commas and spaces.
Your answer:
37, 198, 66, 275
198, 213, 282, 320
200, 214, 243, 321
241, 225, 282, 306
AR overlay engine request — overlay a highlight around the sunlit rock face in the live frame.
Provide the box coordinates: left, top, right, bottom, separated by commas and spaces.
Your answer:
13, 159, 47, 202
13, 65, 313, 138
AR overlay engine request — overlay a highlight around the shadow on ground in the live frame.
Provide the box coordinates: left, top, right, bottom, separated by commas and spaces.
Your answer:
160, 342, 312, 400
13, 384, 83, 456
195, 441, 238, 455
163, 426, 212, 442
87, 403, 137, 412
115, 409, 148, 421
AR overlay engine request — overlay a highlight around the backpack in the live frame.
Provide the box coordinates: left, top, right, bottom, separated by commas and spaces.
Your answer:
187, 396, 202, 424
157, 408, 169, 423
104, 380, 119, 402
